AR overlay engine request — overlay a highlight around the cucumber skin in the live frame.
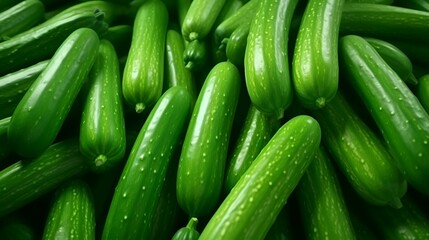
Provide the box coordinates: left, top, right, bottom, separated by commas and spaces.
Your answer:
225, 23, 250, 67
122, 0, 168, 113
0, 60, 49, 119
0, 117, 12, 162
42, 180, 96, 240
176, 61, 241, 218
0, 138, 89, 218
0, 0, 45, 39
79, 39, 126, 173
417, 74, 429, 113
7, 28, 99, 159
244, 0, 299, 119
292, 0, 344, 109
313, 91, 407, 207
102, 87, 193, 240
297, 147, 356, 240
340, 34, 429, 196
199, 115, 321, 240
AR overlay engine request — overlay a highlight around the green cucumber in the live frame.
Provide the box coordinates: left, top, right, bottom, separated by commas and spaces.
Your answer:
79, 39, 126, 172
165, 28, 197, 102
416, 74, 429, 113
365, 37, 418, 85
213, 0, 247, 28
0, 138, 88, 217
388, 39, 429, 67
0, 117, 11, 163
340, 34, 429, 196
312, 90, 407, 207
292, 0, 344, 109
224, 104, 280, 193
177, 0, 191, 28
176, 61, 241, 218
0, 60, 49, 119
8, 28, 99, 158
340, 3, 429, 41
394, 0, 429, 11
183, 39, 208, 72
0, 0, 45, 40
102, 86, 193, 240
172, 217, 200, 240
181, 0, 226, 41
297, 146, 356, 239
0, 0, 21, 12
122, 0, 168, 113
225, 23, 250, 67
244, 0, 299, 119
42, 179, 96, 240
0, 9, 107, 76
199, 115, 321, 240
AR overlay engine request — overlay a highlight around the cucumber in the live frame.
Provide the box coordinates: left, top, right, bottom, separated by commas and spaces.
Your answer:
388, 39, 429, 67
394, 0, 429, 11
176, 61, 241, 218
224, 104, 280, 193
199, 115, 321, 240
171, 218, 200, 240
0, 0, 21, 12
225, 22, 250, 67
122, 0, 168, 113
177, 0, 191, 28
340, 34, 429, 196
416, 74, 429, 113
42, 179, 96, 240
0, 138, 88, 218
292, 0, 344, 109
183, 39, 208, 72
0, 0, 45, 40
79, 39, 126, 173
365, 37, 418, 85
181, 0, 226, 41
0, 9, 107, 76
102, 86, 193, 240
340, 3, 429, 41
0, 60, 49, 119
7, 28, 99, 159
0, 117, 12, 163
312, 90, 407, 207
165, 28, 197, 102
297, 146, 356, 240
244, 0, 299, 119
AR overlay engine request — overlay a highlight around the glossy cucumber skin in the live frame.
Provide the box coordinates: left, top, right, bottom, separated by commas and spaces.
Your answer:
0, 117, 11, 162
417, 74, 429, 113
7, 28, 99, 159
199, 115, 321, 240
0, 138, 89, 218
183, 39, 208, 72
292, 0, 344, 109
0, 0, 45, 39
42, 180, 96, 240
102, 87, 192, 240
297, 147, 356, 240
176, 62, 241, 218
340, 3, 429, 41
313, 91, 407, 207
225, 23, 250, 67
0, 60, 48, 119
122, 0, 168, 113
0, 10, 107, 76
224, 104, 279, 193
340, 34, 429, 196
365, 37, 417, 85
0, 0, 21, 12
244, 0, 299, 119
79, 39, 126, 172
181, 0, 226, 41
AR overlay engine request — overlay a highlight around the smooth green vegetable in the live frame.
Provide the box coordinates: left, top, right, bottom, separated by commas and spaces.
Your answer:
183, 39, 208, 72
171, 218, 200, 240
0, 0, 45, 40
244, 0, 299, 119
176, 61, 241, 218
102, 86, 193, 240
292, 0, 344, 109
122, 0, 168, 113
394, 0, 429, 11
0, 0, 21, 12
8, 28, 99, 158
42, 179, 96, 240
199, 115, 321, 240
416, 74, 429, 113
225, 23, 250, 67
340, 34, 429, 197
312, 91, 407, 207
79, 39, 126, 172
0, 117, 11, 163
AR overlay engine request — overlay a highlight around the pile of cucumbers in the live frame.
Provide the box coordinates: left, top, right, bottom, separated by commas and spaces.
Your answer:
1, 0, 429, 239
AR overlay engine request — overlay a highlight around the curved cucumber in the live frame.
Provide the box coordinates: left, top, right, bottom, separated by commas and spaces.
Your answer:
199, 115, 321, 240
102, 86, 193, 240
313, 90, 407, 207
225, 22, 250, 67
8, 28, 99, 158
340, 34, 429, 196
176, 61, 241, 218
292, 0, 344, 109
122, 0, 168, 113
244, 0, 299, 119
79, 39, 126, 172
